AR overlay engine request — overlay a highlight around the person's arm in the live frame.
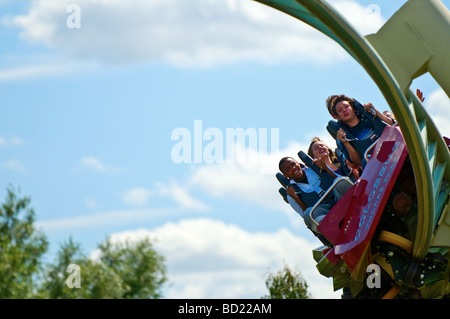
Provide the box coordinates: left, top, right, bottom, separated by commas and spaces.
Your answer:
337, 129, 363, 166
312, 157, 338, 178
286, 186, 307, 212
364, 102, 395, 126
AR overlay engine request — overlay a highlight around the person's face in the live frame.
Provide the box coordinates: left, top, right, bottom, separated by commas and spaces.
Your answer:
335, 100, 356, 121
281, 158, 304, 181
311, 142, 329, 159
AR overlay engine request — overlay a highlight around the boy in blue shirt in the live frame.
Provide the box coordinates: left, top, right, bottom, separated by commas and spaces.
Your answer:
326, 94, 394, 167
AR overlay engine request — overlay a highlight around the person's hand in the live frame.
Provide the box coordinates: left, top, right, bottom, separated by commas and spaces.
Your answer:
345, 160, 359, 179
364, 102, 374, 112
286, 186, 298, 199
313, 157, 326, 171
345, 159, 356, 169
337, 128, 347, 143
364, 102, 376, 118
351, 168, 360, 179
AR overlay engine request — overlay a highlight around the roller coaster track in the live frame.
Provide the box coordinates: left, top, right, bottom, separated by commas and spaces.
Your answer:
254, 0, 450, 260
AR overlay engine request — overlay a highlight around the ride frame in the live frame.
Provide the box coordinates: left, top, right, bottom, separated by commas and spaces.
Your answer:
255, 0, 450, 297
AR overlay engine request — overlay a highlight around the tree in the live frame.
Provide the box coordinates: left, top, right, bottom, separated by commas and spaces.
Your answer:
0, 186, 168, 299
0, 186, 49, 298
36, 237, 126, 299
37, 236, 168, 299
98, 237, 167, 299
263, 263, 311, 299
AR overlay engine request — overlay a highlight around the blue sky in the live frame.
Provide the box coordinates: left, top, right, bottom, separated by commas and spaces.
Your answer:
1, 0, 449, 299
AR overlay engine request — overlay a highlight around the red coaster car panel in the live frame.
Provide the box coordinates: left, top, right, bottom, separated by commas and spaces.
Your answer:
318, 126, 409, 270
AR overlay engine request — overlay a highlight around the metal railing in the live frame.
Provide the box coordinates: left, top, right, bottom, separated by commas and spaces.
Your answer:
307, 176, 354, 232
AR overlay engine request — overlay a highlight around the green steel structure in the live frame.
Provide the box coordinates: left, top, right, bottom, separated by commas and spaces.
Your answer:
254, 0, 450, 297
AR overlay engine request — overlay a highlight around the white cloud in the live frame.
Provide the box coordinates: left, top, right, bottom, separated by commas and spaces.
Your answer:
121, 181, 208, 211
122, 187, 153, 206
177, 130, 339, 225
0, 136, 26, 172
187, 140, 308, 212
44, 137, 337, 233
9, 0, 380, 68
425, 88, 450, 138
0, 135, 24, 146
36, 207, 174, 231
84, 196, 98, 209
156, 180, 209, 212
332, 1, 385, 35
73, 156, 121, 174
0, 64, 67, 81
102, 218, 341, 299
38, 184, 209, 232
9, 136, 24, 146
0, 159, 27, 172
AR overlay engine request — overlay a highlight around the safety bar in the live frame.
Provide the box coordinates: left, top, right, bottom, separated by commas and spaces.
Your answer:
363, 139, 379, 164
307, 176, 355, 229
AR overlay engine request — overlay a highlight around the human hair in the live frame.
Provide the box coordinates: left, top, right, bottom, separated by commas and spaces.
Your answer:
307, 137, 338, 163
326, 94, 356, 117
279, 157, 291, 173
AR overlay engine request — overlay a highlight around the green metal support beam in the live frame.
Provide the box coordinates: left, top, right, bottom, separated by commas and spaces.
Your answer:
253, 0, 450, 260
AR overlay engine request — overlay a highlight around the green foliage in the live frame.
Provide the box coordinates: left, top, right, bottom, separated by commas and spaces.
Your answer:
263, 263, 311, 299
0, 186, 167, 299
37, 237, 168, 299
98, 238, 167, 299
0, 186, 49, 298
36, 238, 127, 299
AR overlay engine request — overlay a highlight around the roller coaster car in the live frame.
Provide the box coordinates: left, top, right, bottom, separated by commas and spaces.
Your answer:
312, 125, 450, 299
